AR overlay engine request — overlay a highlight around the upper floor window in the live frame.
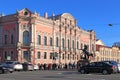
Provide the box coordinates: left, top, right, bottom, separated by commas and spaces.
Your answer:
62, 38, 64, 48
72, 40, 74, 49
68, 39, 70, 49
37, 35, 41, 45
77, 41, 79, 49
62, 54, 64, 59
44, 36, 47, 46
44, 52, 47, 59
50, 37, 53, 46
37, 52, 41, 59
56, 37, 59, 47
11, 34, 14, 44
4, 35, 7, 44
23, 31, 30, 45
92, 44, 94, 52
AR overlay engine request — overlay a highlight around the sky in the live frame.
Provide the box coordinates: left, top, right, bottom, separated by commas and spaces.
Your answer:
0, 0, 120, 47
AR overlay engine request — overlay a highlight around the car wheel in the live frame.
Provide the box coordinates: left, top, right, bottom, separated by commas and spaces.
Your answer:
80, 69, 85, 74
102, 70, 108, 75
10, 71, 13, 73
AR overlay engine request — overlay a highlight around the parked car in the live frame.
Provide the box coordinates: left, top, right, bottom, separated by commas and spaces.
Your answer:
78, 61, 116, 75
22, 62, 34, 71
5, 61, 23, 71
0, 64, 9, 74
34, 64, 39, 70
0, 62, 14, 73
102, 60, 120, 73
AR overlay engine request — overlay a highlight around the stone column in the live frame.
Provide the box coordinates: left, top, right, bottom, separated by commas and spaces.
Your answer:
30, 50, 34, 64
17, 47, 22, 62
17, 22, 21, 43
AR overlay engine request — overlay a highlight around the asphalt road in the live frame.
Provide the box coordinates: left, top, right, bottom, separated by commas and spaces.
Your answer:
0, 70, 120, 80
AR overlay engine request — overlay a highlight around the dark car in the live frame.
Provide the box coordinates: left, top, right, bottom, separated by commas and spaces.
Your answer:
102, 60, 120, 73
0, 65, 9, 74
0, 62, 14, 73
78, 61, 116, 75
22, 62, 34, 71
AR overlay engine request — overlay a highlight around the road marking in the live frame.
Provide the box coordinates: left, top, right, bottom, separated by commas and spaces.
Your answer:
57, 72, 62, 74
80, 78, 106, 80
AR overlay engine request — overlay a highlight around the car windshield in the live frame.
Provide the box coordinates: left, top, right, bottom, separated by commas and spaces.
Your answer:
6, 62, 13, 64
0, 63, 7, 67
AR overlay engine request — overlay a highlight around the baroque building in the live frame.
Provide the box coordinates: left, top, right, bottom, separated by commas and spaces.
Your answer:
0, 8, 96, 64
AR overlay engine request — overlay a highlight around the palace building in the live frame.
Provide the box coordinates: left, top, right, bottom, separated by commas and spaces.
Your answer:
0, 8, 96, 64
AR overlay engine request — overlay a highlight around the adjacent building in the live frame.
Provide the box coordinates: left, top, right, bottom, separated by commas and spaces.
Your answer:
0, 8, 96, 64
95, 39, 120, 62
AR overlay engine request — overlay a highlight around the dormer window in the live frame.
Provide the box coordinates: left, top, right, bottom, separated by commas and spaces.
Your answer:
24, 11, 28, 16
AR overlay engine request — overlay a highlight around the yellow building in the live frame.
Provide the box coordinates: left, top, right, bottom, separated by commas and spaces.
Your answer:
95, 39, 120, 62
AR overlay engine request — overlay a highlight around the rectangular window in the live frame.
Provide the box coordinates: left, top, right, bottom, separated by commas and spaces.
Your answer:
44, 52, 47, 59
77, 41, 79, 49
77, 55, 78, 60
73, 54, 74, 60
4, 51, 7, 60
62, 38, 64, 48
56, 37, 58, 47
11, 34, 14, 44
72, 40, 74, 49
68, 54, 70, 60
62, 54, 64, 59
4, 35, 7, 44
68, 39, 69, 49
92, 44, 94, 52
50, 37, 53, 46
37, 52, 41, 59
10, 51, 14, 60
50, 53, 53, 59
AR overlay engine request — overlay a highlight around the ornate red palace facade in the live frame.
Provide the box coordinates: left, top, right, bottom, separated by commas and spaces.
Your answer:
0, 8, 96, 64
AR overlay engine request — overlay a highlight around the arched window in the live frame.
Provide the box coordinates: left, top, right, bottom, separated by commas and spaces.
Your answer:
44, 36, 47, 45
23, 31, 30, 45
50, 37, 53, 46
37, 35, 41, 45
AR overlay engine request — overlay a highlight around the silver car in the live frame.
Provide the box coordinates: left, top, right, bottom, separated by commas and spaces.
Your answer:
5, 61, 23, 71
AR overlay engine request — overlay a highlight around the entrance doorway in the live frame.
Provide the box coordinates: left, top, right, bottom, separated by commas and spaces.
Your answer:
23, 51, 31, 62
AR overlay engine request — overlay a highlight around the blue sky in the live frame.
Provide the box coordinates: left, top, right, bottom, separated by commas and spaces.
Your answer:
0, 0, 120, 46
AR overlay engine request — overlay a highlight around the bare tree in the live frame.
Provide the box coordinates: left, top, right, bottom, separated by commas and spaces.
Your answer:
112, 42, 120, 48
